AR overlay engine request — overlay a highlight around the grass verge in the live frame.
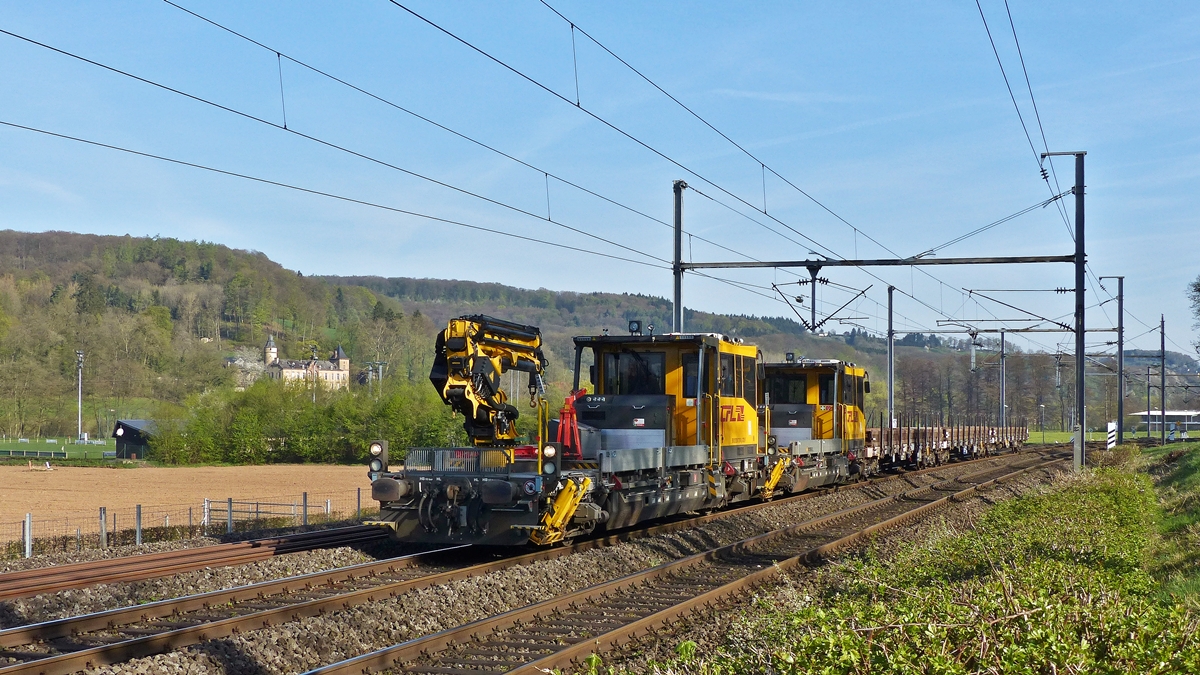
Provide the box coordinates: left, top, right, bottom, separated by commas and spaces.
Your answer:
636, 451, 1200, 674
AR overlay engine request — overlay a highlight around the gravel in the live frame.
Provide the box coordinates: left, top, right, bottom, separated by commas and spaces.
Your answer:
73, 454, 1041, 675
0, 544, 396, 629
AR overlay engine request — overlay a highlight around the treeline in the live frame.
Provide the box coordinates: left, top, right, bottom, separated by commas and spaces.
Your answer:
150, 378, 464, 464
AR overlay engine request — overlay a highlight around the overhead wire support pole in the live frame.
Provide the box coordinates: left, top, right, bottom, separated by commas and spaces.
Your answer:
673, 180, 686, 333
1100, 275, 1125, 442
1000, 329, 1007, 428
807, 266, 820, 330
887, 286, 895, 429
1043, 150, 1086, 471
1162, 315, 1167, 447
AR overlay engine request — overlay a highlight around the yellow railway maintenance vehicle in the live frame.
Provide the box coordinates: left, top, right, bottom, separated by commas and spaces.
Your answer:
760, 353, 874, 492
368, 319, 774, 546
367, 318, 1023, 547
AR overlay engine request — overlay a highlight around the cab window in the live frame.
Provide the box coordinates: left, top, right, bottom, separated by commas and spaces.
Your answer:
602, 351, 666, 395
740, 356, 757, 404
720, 354, 736, 397
682, 353, 698, 398
819, 374, 835, 405
770, 375, 807, 405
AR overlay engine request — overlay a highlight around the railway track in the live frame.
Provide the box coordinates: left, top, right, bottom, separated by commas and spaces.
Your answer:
301, 454, 1066, 675
0, 450, 1051, 675
0, 525, 391, 602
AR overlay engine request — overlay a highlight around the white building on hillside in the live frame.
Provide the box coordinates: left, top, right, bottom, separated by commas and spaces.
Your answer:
263, 335, 351, 390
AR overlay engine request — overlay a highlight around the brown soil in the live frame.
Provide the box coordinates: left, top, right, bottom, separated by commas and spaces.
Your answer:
0, 464, 370, 521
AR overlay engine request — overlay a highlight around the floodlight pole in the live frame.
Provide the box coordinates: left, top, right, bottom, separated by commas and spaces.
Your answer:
76, 350, 84, 441
672, 180, 686, 333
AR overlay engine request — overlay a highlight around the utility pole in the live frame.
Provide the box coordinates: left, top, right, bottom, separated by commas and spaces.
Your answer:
1161, 315, 1167, 446
1043, 151, 1086, 471
672, 180, 686, 333
887, 285, 895, 428
76, 350, 84, 441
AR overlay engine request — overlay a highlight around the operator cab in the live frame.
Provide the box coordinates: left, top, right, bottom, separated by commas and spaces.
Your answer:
761, 354, 873, 483
566, 325, 759, 478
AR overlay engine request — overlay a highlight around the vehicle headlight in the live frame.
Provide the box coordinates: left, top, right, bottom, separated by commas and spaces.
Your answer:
543, 461, 556, 475
369, 458, 383, 472
369, 442, 384, 456
542, 445, 556, 458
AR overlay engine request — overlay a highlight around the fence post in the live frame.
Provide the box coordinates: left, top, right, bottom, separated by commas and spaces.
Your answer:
226, 497, 233, 534
325, 499, 331, 516
203, 499, 210, 531
189, 506, 193, 530
24, 513, 32, 559
302, 492, 308, 527
99, 507, 107, 549
135, 505, 142, 546
357, 487, 361, 520
75, 527, 81, 552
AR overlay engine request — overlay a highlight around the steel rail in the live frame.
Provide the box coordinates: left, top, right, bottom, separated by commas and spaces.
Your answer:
298, 454, 1064, 675
0, 526, 391, 601
0, 451, 1040, 674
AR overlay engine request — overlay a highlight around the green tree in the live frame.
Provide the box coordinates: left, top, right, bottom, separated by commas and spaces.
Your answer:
72, 273, 106, 316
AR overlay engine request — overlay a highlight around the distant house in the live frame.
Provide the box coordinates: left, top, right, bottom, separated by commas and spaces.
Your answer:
112, 419, 157, 459
1136, 410, 1200, 433
263, 335, 351, 390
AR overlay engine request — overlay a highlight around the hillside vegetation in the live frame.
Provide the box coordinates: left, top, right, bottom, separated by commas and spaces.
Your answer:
1, 229, 1193, 463
643, 447, 1200, 674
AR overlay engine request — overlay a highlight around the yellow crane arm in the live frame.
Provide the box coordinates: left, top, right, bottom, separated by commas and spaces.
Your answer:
429, 315, 548, 446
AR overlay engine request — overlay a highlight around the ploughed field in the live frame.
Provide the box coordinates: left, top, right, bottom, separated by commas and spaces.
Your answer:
0, 464, 370, 520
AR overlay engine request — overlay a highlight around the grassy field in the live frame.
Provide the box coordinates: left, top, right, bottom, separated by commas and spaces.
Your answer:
1031, 428, 1175, 444
0, 439, 115, 460
634, 442, 1200, 674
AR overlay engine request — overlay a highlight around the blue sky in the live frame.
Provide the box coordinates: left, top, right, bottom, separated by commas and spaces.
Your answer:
0, 1, 1196, 356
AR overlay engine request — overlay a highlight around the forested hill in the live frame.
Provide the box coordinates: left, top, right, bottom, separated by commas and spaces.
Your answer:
0, 229, 837, 444
3, 229, 1194, 453
320, 275, 807, 341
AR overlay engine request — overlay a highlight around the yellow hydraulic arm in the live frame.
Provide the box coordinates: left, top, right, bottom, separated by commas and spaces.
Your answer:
762, 455, 790, 500
429, 315, 548, 446
530, 477, 592, 545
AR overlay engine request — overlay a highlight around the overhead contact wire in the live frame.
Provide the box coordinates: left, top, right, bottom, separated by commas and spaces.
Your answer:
0, 119, 667, 270
0, 26, 666, 267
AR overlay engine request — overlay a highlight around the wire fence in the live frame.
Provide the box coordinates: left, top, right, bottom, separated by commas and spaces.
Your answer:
1, 487, 379, 559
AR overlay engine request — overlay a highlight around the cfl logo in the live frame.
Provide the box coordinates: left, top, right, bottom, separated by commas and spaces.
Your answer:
720, 405, 745, 422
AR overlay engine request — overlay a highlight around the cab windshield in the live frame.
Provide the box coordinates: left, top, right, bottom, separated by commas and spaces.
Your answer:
602, 351, 665, 395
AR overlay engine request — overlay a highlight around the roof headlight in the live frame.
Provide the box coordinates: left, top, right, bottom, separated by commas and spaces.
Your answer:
543, 461, 556, 475
542, 445, 556, 458
369, 458, 383, 472
369, 442, 384, 456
